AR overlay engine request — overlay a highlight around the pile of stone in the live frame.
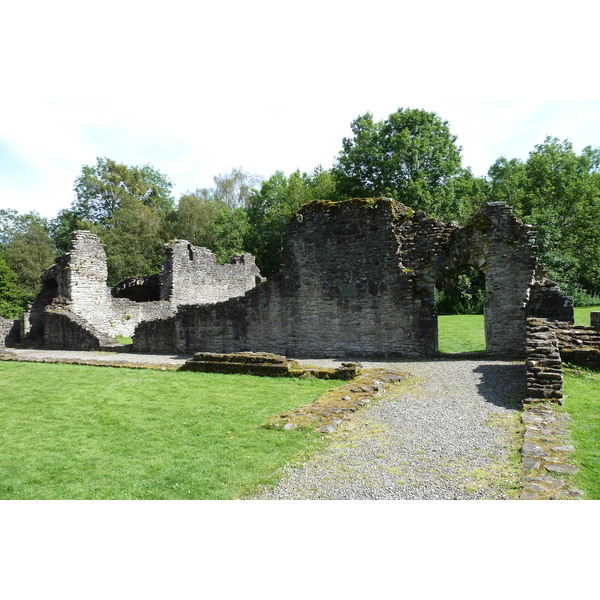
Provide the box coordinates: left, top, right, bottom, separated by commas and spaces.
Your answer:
554, 313, 600, 369
264, 369, 407, 433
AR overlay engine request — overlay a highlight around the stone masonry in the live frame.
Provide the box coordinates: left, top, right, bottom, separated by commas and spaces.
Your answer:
23, 231, 262, 350
0, 316, 13, 352
134, 199, 573, 358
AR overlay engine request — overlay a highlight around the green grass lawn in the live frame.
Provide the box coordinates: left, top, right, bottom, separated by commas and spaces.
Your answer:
0, 362, 340, 500
4, 307, 598, 500
573, 305, 600, 326
438, 313, 485, 353
563, 368, 600, 499
438, 306, 600, 354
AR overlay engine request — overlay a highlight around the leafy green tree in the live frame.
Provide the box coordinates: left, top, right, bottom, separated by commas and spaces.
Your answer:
245, 168, 337, 277
212, 167, 262, 208
101, 197, 166, 286
487, 157, 529, 213
168, 168, 262, 258
4, 222, 57, 302
173, 190, 221, 248
51, 158, 177, 284
210, 207, 250, 264
333, 108, 465, 218
72, 157, 174, 224
49, 208, 91, 253
0, 209, 50, 247
0, 252, 26, 318
487, 137, 600, 301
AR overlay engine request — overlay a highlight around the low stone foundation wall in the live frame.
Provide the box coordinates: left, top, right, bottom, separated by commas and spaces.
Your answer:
520, 403, 583, 499
180, 351, 361, 380
264, 369, 407, 433
554, 320, 600, 369
524, 316, 600, 370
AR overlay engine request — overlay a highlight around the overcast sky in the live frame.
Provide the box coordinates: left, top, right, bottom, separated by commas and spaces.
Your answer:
1, 1, 599, 219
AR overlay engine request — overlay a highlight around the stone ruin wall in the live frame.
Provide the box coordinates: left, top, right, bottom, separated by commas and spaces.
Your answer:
24, 231, 261, 349
14, 198, 577, 358
136, 199, 424, 357
134, 199, 573, 358
522, 313, 600, 403
0, 316, 13, 352
160, 240, 262, 306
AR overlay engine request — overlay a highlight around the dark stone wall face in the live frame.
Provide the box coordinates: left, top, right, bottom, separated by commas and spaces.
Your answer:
136, 199, 431, 357
474, 203, 539, 356
42, 309, 107, 351
0, 317, 13, 351
132, 199, 573, 359
137, 199, 551, 357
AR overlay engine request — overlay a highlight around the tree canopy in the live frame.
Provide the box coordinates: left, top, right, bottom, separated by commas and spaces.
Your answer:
2, 109, 600, 319
487, 137, 600, 301
72, 157, 174, 224
333, 108, 467, 219
245, 167, 337, 277
0, 252, 26, 318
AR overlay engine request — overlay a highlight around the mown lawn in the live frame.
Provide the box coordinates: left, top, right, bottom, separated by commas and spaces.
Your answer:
573, 305, 600, 326
562, 303, 600, 498
0, 362, 341, 500
438, 313, 485, 354
563, 368, 600, 499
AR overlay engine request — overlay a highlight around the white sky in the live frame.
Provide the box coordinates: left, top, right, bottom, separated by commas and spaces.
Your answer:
1, 0, 599, 219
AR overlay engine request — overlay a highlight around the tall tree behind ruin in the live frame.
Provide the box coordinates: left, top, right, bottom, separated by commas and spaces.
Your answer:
50, 158, 177, 285
245, 167, 337, 277
4, 221, 57, 303
72, 157, 175, 224
0, 252, 26, 318
487, 137, 600, 303
332, 107, 479, 220
169, 168, 262, 263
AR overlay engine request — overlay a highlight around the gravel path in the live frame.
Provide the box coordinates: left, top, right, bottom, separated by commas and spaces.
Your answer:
254, 359, 525, 500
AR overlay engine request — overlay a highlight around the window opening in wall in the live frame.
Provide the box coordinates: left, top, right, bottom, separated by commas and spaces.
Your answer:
111, 275, 161, 302
435, 264, 486, 354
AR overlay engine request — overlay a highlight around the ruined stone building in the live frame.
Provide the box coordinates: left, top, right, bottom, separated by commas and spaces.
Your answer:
17, 232, 262, 350
133, 199, 572, 358
5, 198, 574, 358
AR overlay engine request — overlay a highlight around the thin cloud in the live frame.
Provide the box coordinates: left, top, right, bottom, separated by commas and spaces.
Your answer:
1, 2, 598, 218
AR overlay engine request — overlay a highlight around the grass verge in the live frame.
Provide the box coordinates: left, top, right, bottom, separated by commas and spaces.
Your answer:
563, 367, 600, 499
0, 361, 342, 500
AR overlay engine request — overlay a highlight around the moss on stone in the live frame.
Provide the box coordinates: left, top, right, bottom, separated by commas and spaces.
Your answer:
263, 369, 408, 432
